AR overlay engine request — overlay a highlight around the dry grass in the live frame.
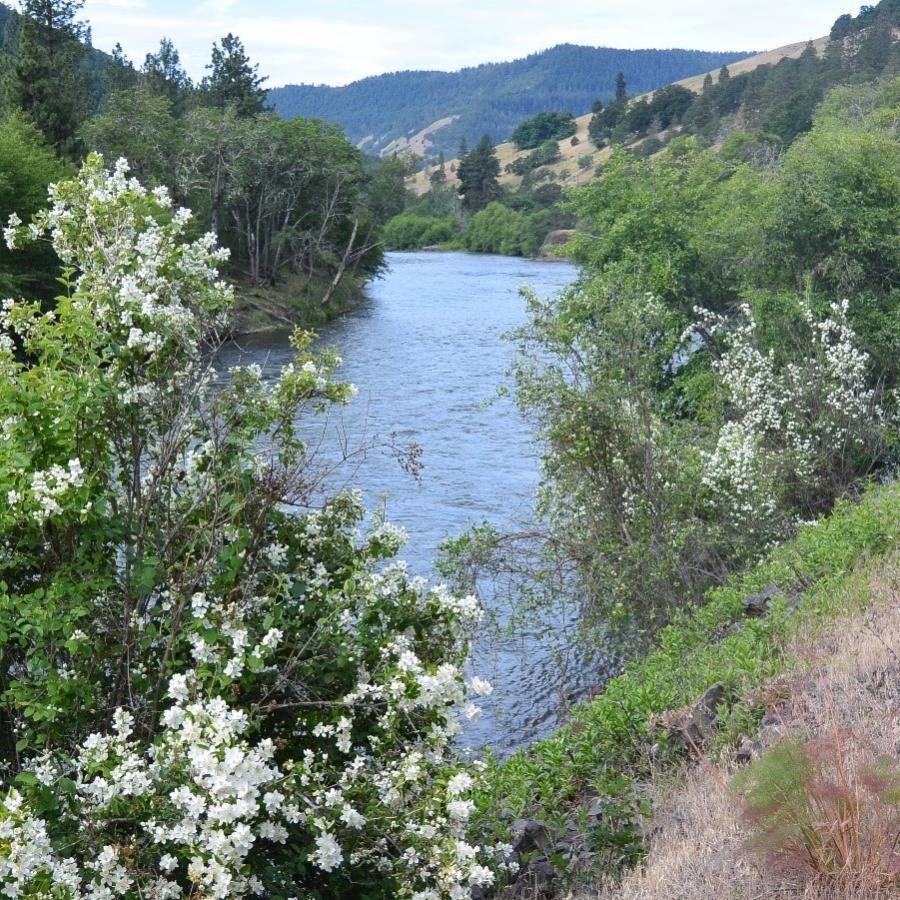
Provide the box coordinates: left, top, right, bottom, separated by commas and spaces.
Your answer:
409, 36, 829, 196
579, 555, 900, 900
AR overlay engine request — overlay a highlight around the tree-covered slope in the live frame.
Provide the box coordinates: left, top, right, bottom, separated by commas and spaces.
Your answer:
267, 44, 753, 158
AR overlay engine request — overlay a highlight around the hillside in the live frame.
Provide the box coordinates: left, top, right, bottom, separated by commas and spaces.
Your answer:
410, 37, 830, 196
267, 45, 752, 159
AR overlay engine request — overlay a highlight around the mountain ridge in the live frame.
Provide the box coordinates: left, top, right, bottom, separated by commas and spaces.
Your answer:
267, 43, 754, 158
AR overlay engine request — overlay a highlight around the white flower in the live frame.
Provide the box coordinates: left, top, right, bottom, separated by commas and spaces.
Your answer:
312, 832, 343, 872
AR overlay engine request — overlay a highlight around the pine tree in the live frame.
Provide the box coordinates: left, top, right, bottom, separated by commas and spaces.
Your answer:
718, 64, 731, 84
142, 38, 192, 114
3, 0, 91, 157
702, 72, 714, 94
104, 42, 138, 96
615, 71, 627, 104
456, 134, 500, 212
201, 33, 267, 117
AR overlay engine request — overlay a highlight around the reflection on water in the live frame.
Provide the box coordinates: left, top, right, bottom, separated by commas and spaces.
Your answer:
217, 251, 611, 754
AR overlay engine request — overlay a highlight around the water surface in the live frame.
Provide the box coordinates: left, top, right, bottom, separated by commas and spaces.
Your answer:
219, 251, 599, 752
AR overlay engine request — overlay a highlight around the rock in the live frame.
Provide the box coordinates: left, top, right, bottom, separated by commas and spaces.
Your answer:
743, 585, 780, 618
735, 735, 762, 764
512, 857, 558, 899
662, 683, 728, 750
510, 818, 554, 856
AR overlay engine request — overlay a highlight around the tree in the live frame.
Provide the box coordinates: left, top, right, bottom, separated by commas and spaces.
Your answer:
615, 71, 627, 103
429, 151, 447, 188
142, 38, 192, 114
201, 32, 267, 118
82, 85, 180, 188
0, 111, 68, 297
718, 64, 731, 84
511, 111, 576, 149
457, 134, 500, 212
104, 42, 138, 95
2, 0, 91, 156
703, 72, 714, 93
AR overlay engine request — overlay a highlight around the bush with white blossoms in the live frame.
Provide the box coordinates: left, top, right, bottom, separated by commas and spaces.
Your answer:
696, 297, 889, 535
0, 155, 507, 898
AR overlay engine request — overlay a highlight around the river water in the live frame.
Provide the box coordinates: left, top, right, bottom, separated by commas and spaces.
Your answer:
218, 251, 601, 754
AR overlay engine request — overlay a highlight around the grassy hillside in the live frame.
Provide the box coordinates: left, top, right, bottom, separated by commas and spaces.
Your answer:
267, 45, 752, 159
411, 37, 829, 196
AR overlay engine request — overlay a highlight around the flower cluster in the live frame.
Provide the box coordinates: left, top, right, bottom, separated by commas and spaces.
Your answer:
696, 298, 886, 530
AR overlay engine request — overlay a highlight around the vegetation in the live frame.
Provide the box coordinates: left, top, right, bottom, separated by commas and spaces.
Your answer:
587, 3, 900, 149
457, 134, 502, 211
0, 156, 511, 900
511, 110, 576, 149
478, 483, 900, 871
268, 45, 752, 159
0, 0, 404, 326
444, 73, 899, 635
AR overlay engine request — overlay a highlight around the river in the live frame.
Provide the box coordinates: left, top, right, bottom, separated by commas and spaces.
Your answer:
218, 251, 603, 754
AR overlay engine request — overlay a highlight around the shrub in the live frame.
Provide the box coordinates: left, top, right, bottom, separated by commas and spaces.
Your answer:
0, 156, 504, 899
734, 732, 900, 887
463, 201, 540, 256
382, 210, 459, 249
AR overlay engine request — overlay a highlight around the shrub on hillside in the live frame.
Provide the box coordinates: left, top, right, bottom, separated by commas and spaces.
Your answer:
511, 111, 576, 150
734, 731, 900, 887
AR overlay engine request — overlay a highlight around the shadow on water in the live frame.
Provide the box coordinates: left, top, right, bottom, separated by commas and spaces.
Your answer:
217, 251, 616, 755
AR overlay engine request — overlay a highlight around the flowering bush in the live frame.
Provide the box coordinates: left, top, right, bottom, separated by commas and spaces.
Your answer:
0, 156, 506, 898
697, 297, 887, 537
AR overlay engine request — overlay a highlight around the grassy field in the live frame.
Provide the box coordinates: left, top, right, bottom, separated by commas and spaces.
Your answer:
409, 36, 829, 196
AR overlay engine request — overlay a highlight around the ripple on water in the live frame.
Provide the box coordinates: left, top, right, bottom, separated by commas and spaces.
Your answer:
217, 251, 615, 755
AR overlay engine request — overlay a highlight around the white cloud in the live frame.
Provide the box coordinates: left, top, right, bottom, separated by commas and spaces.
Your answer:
81, 0, 852, 87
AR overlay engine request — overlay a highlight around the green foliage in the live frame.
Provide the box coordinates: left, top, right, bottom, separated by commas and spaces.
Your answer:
0, 111, 68, 298
1, 0, 91, 157
200, 32, 267, 117
479, 484, 900, 859
505, 139, 562, 175
511, 111, 576, 150
457, 134, 500, 212
382, 211, 458, 250
463, 202, 540, 256
141, 37, 193, 114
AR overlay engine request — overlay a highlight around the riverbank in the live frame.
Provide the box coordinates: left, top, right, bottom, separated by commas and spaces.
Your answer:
232, 270, 369, 333
479, 481, 900, 896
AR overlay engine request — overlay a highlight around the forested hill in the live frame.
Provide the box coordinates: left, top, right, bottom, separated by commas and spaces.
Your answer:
267, 44, 753, 158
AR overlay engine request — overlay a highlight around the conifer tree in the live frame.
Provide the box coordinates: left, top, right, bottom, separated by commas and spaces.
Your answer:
718, 64, 731, 84
703, 72, 714, 93
456, 133, 500, 212
142, 38, 192, 114
201, 33, 267, 117
104, 42, 138, 96
3, 0, 90, 157
615, 71, 627, 103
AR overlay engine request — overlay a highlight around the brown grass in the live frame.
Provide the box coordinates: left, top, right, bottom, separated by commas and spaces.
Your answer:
578, 555, 900, 900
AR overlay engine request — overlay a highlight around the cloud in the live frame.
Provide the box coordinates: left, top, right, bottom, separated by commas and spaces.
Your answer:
81, 0, 851, 87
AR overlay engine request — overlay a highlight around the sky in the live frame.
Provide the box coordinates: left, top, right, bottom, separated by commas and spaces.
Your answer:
74, 0, 856, 88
